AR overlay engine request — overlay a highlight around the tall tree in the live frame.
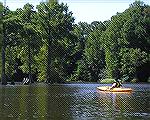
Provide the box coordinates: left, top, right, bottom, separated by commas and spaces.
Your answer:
0, 2, 3, 82
37, 1, 74, 83
1, 3, 7, 84
15, 4, 42, 83
80, 21, 106, 81
102, 1, 150, 81
0, 3, 2, 40
72, 21, 107, 81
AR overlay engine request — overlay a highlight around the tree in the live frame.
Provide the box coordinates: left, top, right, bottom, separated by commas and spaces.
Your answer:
1, 3, 7, 84
72, 21, 106, 81
119, 48, 148, 81
102, 1, 150, 81
36, 1, 74, 83
0, 0, 149, 83
0, 2, 3, 81
102, 14, 123, 79
4, 11, 23, 83
83, 21, 106, 81
119, 1, 150, 81
14, 4, 42, 83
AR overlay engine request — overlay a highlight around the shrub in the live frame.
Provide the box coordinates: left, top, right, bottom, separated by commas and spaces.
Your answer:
100, 78, 115, 84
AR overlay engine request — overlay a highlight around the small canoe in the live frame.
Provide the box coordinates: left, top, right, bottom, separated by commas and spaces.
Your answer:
97, 86, 132, 92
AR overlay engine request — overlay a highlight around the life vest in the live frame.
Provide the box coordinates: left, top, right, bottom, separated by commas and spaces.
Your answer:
115, 81, 122, 87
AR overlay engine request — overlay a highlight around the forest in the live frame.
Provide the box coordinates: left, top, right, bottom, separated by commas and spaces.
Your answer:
0, 0, 150, 84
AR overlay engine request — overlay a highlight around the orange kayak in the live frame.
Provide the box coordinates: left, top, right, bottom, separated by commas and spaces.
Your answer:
97, 86, 133, 92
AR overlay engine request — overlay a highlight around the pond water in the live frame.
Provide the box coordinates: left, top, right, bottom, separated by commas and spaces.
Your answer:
0, 83, 150, 120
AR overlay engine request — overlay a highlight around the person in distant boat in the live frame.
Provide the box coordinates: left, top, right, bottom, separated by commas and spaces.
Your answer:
110, 79, 122, 89
110, 69, 122, 89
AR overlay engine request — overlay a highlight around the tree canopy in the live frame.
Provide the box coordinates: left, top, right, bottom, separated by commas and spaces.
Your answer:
0, 1, 150, 84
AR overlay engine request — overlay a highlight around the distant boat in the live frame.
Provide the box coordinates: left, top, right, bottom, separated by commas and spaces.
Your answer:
97, 86, 133, 92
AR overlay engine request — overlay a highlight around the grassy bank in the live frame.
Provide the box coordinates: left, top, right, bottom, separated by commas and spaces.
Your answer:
100, 79, 115, 84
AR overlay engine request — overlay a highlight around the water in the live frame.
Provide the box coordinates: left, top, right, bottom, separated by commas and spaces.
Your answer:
0, 83, 149, 120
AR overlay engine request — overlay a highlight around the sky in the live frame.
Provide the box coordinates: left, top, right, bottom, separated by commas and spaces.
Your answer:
0, 0, 150, 23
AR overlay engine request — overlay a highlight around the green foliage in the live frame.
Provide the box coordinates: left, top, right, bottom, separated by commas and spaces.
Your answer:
120, 48, 148, 80
101, 1, 150, 81
148, 77, 150, 83
100, 79, 115, 84
78, 21, 106, 81
36, 2, 74, 83
72, 59, 90, 81
0, 1, 149, 83
35, 44, 47, 81
0, 2, 3, 79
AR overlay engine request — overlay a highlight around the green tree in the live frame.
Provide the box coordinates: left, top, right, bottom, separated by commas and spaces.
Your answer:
119, 1, 150, 81
4, 11, 23, 83
72, 21, 106, 81
36, 1, 74, 83
102, 1, 150, 81
1, 4, 8, 84
119, 48, 148, 81
83, 21, 106, 81
13, 4, 42, 83
0, 2, 3, 81
102, 14, 123, 79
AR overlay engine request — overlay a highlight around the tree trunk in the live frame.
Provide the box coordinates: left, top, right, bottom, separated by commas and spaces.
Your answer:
7, 47, 11, 82
46, 36, 52, 83
28, 37, 33, 84
1, 46, 7, 85
1, 21, 7, 85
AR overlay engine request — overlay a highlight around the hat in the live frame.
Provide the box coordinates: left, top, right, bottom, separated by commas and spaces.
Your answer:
115, 79, 121, 82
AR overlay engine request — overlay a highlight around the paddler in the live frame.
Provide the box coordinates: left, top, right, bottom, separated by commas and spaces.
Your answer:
110, 79, 122, 89
110, 69, 122, 89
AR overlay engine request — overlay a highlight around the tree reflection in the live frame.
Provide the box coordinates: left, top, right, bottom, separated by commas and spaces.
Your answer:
46, 85, 74, 119
18, 84, 48, 119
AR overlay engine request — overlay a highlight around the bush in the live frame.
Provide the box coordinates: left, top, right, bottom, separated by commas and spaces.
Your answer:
131, 78, 138, 83
100, 78, 115, 84
147, 77, 150, 83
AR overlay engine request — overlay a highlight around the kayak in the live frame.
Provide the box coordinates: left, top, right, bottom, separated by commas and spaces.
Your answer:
97, 86, 132, 92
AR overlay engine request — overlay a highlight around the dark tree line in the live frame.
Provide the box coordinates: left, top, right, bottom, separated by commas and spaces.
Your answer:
0, 0, 150, 84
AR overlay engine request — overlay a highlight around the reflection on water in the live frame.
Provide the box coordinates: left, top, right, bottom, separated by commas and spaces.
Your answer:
97, 91, 150, 120
0, 83, 149, 120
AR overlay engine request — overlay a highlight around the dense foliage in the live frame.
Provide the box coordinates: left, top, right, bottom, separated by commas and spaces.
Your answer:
0, 1, 150, 83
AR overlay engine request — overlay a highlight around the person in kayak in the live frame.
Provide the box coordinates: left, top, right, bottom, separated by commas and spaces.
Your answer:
109, 69, 122, 89
110, 79, 122, 89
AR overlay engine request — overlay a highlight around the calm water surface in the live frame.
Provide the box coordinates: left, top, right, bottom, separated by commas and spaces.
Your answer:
0, 83, 150, 120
